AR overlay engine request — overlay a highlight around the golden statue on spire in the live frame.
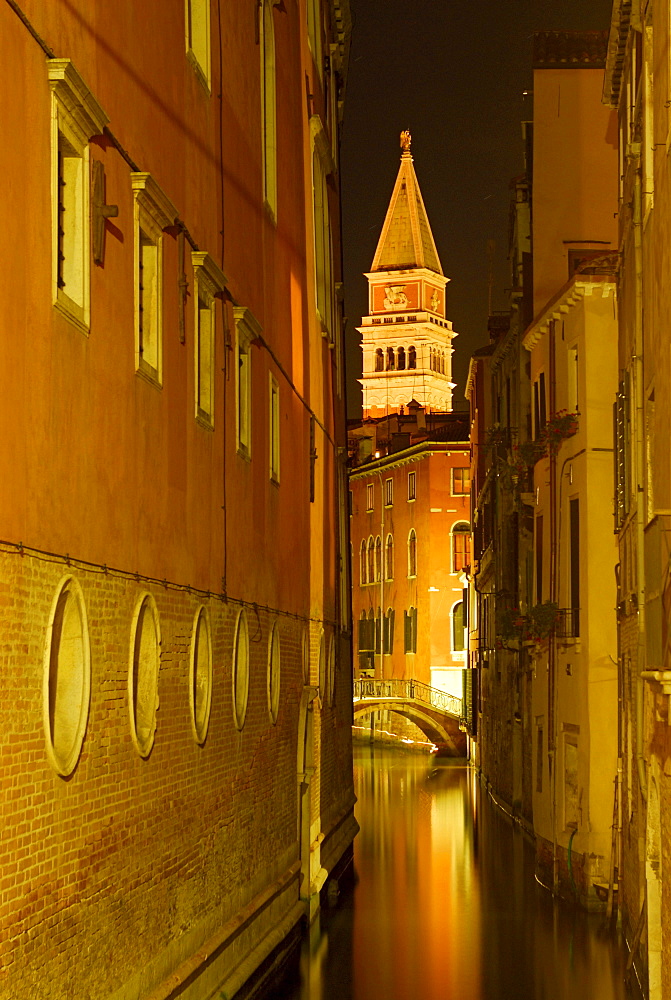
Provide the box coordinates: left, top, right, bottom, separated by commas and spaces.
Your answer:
400, 130, 412, 153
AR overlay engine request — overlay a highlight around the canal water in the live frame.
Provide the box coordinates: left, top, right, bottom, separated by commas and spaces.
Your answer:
274, 744, 632, 1000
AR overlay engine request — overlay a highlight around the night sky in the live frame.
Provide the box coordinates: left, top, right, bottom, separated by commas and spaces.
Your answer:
340, 0, 614, 415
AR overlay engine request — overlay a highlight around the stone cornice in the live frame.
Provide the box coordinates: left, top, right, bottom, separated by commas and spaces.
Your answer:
522, 276, 616, 352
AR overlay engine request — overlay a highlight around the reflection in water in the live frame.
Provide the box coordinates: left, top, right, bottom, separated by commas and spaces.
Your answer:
277, 746, 628, 1000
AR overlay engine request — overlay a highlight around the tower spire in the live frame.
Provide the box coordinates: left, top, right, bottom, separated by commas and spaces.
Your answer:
371, 133, 443, 276
358, 133, 457, 419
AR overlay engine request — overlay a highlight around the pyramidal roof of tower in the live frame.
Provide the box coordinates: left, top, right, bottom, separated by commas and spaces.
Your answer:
371, 145, 443, 276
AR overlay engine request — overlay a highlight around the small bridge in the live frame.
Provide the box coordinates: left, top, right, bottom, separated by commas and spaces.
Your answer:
353, 678, 466, 756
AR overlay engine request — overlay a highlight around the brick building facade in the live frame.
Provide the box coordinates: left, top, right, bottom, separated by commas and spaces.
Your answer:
0, 1, 355, 998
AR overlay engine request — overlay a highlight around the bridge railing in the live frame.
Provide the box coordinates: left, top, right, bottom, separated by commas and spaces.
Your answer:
353, 678, 462, 719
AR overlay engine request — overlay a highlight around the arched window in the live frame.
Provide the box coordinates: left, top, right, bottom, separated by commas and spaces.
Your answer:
383, 607, 395, 654
441, 352, 445, 374
375, 348, 384, 372
452, 522, 471, 572
452, 601, 465, 652
386, 346, 396, 370
408, 346, 416, 369
429, 347, 434, 371
385, 534, 394, 580
397, 347, 406, 370
360, 539, 367, 585
404, 606, 418, 653
408, 529, 417, 577
374, 608, 382, 653
374, 535, 382, 582
367, 536, 375, 582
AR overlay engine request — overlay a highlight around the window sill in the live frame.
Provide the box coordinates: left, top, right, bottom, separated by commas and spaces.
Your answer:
237, 444, 252, 463
135, 361, 162, 389
54, 293, 89, 335
186, 49, 211, 95
196, 410, 214, 432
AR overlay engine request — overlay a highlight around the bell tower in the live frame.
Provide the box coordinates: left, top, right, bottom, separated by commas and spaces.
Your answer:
358, 131, 457, 418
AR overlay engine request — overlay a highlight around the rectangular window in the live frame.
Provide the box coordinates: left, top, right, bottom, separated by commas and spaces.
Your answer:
56, 133, 86, 312
385, 478, 393, 506
185, 0, 211, 89
132, 173, 178, 386
49, 60, 109, 333
233, 306, 262, 460
535, 514, 544, 604
269, 375, 280, 482
138, 230, 160, 373
192, 251, 225, 426
407, 471, 416, 501
569, 498, 580, 636
195, 293, 214, 422
536, 725, 544, 793
452, 467, 471, 495
366, 483, 374, 511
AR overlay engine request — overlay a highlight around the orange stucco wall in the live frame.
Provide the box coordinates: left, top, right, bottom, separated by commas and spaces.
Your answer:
532, 66, 618, 317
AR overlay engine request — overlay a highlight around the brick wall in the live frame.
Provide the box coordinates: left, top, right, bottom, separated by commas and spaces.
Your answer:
0, 548, 352, 1000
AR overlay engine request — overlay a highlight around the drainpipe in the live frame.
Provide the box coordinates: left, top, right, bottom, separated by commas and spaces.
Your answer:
632, 160, 648, 804
548, 319, 559, 893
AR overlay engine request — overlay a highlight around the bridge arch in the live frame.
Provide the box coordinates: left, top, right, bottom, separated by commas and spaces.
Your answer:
353, 699, 464, 755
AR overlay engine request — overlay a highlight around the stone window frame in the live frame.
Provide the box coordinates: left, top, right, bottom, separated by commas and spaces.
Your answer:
189, 605, 213, 744
128, 592, 161, 758
192, 251, 226, 428
232, 608, 250, 731
233, 306, 261, 460
131, 173, 178, 387
267, 620, 281, 724
42, 574, 92, 777
48, 59, 109, 334
185, 0, 211, 93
